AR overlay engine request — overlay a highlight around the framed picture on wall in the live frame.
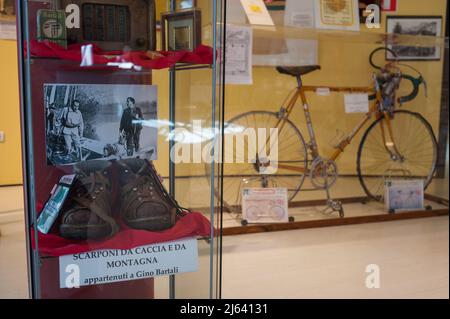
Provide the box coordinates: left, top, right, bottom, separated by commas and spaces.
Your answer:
161, 9, 201, 51
61, 0, 157, 51
386, 16, 443, 61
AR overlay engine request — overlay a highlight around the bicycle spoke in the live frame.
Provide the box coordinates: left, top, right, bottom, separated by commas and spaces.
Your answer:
217, 111, 308, 211
358, 111, 437, 201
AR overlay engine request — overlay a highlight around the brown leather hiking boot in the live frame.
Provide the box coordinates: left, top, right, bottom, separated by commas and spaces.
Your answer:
117, 159, 184, 231
59, 161, 119, 240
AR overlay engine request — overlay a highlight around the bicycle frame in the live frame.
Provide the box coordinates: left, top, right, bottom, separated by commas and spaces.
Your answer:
269, 77, 398, 174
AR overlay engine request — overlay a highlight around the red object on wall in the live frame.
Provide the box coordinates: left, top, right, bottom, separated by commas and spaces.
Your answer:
382, 0, 397, 12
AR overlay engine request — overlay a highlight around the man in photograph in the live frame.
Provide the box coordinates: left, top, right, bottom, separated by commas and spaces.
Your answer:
46, 103, 56, 133
119, 97, 143, 156
60, 99, 84, 158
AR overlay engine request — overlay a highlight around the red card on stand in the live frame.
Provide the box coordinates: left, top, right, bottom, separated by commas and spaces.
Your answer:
382, 0, 397, 12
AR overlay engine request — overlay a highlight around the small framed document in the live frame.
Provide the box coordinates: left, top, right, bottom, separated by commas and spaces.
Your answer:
314, 0, 360, 31
161, 9, 202, 51
385, 179, 425, 213
242, 188, 289, 224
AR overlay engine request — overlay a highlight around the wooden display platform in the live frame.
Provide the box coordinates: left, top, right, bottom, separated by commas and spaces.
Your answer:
219, 194, 449, 236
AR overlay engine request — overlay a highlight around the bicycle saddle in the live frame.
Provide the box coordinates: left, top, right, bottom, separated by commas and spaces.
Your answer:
276, 65, 321, 77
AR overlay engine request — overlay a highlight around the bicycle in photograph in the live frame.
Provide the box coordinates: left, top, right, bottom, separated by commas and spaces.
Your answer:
211, 47, 438, 221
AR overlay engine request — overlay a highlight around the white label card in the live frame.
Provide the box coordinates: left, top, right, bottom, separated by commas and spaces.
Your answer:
316, 88, 331, 96
240, 0, 275, 26
242, 188, 289, 224
285, 0, 315, 28
344, 93, 369, 113
59, 238, 199, 288
314, 0, 360, 31
385, 179, 424, 212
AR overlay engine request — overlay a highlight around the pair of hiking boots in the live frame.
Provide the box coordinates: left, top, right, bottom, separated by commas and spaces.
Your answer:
59, 159, 186, 240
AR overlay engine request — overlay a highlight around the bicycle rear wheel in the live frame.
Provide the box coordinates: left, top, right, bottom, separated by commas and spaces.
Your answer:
357, 110, 438, 201
214, 111, 308, 213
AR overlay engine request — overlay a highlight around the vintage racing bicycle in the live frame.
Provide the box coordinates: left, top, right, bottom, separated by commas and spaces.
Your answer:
214, 47, 438, 219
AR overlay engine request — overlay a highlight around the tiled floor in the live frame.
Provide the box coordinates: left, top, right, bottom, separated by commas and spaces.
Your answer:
0, 177, 448, 299
221, 216, 449, 299
0, 221, 28, 298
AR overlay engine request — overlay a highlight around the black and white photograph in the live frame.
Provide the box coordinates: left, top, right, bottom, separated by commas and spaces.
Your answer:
386, 16, 443, 61
0, 0, 16, 40
44, 84, 158, 166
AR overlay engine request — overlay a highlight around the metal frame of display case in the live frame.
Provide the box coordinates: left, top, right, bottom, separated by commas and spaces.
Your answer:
165, 0, 225, 301
16, 0, 225, 299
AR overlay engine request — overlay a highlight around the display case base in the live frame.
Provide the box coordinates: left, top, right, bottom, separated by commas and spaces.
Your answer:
219, 195, 449, 236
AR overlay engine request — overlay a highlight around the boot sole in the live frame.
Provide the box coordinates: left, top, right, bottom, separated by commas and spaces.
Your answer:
124, 216, 175, 232
60, 224, 113, 240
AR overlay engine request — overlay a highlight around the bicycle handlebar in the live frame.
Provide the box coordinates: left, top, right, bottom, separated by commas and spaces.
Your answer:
398, 74, 424, 105
369, 47, 398, 69
369, 47, 427, 105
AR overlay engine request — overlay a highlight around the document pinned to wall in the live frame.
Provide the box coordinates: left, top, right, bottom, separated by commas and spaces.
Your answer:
240, 0, 275, 26
284, 0, 315, 28
225, 24, 253, 85
344, 93, 369, 113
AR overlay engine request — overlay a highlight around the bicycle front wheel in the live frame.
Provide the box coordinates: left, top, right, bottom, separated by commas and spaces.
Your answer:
357, 110, 438, 201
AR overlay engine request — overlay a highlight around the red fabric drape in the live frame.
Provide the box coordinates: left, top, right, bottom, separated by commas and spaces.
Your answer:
26, 41, 215, 257
32, 211, 212, 257
27, 40, 214, 70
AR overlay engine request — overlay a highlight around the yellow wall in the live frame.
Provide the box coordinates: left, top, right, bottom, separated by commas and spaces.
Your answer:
155, 0, 447, 178
152, 0, 213, 177
0, 40, 22, 186
0, 0, 447, 184
223, 0, 448, 174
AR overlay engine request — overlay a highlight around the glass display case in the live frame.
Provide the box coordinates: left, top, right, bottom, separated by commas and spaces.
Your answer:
16, 0, 225, 299
16, 0, 448, 299
218, 0, 448, 232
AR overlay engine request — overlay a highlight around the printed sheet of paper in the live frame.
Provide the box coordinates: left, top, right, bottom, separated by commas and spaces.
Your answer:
284, 0, 315, 28
314, 0, 360, 31
225, 25, 253, 85
240, 0, 274, 26
385, 180, 424, 212
344, 94, 369, 113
